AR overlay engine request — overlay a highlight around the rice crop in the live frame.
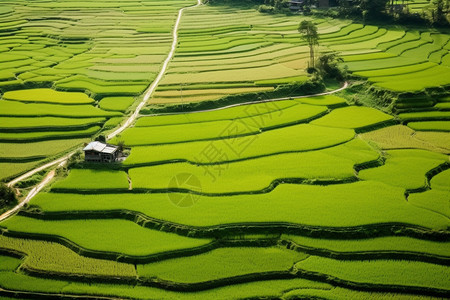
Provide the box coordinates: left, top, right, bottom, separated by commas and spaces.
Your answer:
51, 169, 129, 192
359, 149, 447, 190
2, 89, 94, 105
1, 217, 211, 257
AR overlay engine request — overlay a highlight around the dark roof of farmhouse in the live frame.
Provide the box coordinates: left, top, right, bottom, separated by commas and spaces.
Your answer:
83, 141, 118, 154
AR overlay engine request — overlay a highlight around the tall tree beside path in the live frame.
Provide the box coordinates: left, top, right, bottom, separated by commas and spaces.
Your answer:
298, 20, 319, 69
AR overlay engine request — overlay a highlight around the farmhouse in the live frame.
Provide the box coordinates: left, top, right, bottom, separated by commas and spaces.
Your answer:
289, 0, 304, 11
83, 141, 119, 163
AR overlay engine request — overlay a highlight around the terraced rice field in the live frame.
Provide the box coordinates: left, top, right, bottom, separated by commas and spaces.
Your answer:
0, 0, 197, 181
0, 0, 449, 299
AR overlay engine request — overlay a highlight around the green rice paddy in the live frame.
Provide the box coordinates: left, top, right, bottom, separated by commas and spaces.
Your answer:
0, 0, 448, 299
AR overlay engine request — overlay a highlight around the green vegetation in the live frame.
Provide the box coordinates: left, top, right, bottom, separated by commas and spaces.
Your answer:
99, 97, 135, 112
0, 183, 17, 210
0, 0, 449, 298
359, 149, 447, 190
311, 106, 394, 129
138, 247, 307, 283
51, 169, 129, 192
430, 169, 450, 191
3, 89, 94, 105
0, 117, 105, 131
408, 190, 450, 218
0, 235, 136, 277
29, 181, 449, 230
1, 217, 211, 257
283, 235, 450, 257
129, 140, 377, 194
408, 121, 450, 132
296, 257, 450, 290
122, 124, 355, 167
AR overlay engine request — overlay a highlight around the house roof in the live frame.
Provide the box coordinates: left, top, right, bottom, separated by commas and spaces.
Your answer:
83, 141, 118, 154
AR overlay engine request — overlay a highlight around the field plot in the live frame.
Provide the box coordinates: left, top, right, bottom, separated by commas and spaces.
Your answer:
1, 1, 449, 299
0, 0, 196, 180
146, 5, 325, 106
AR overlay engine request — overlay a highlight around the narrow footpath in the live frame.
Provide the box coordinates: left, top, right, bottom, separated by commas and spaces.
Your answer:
1, 0, 348, 221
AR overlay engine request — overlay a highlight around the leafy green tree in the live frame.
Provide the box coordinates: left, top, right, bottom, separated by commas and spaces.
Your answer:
0, 183, 17, 209
298, 20, 319, 69
429, 0, 449, 25
317, 52, 346, 81
358, 0, 389, 17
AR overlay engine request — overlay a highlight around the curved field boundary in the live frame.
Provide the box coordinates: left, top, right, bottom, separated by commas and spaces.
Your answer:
141, 82, 349, 118
106, 0, 203, 140
0, 287, 125, 300
50, 176, 358, 195
17, 209, 450, 241
279, 240, 450, 266
120, 138, 356, 169
0, 170, 56, 222
405, 162, 450, 195
0, 238, 276, 266
292, 268, 450, 299
16, 257, 450, 297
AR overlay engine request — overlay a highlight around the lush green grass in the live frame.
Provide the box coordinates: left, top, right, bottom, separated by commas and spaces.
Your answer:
296, 256, 450, 290
122, 124, 355, 167
375, 67, 450, 91
293, 95, 347, 106
408, 190, 450, 218
116, 103, 327, 146
0, 269, 331, 300
0, 138, 89, 159
99, 96, 135, 112
0, 126, 101, 142
2, 89, 94, 105
408, 121, 450, 132
286, 285, 440, 300
0, 255, 22, 272
430, 169, 450, 192
112, 119, 259, 146
0, 217, 211, 257
137, 100, 296, 126
360, 125, 449, 154
138, 247, 307, 283
0, 100, 121, 118
51, 169, 129, 191
359, 149, 447, 190
0, 160, 46, 181
0, 117, 105, 131
30, 181, 449, 230
399, 111, 450, 122
129, 140, 377, 194
282, 235, 450, 257
0, 235, 136, 277
354, 62, 435, 78
311, 106, 393, 129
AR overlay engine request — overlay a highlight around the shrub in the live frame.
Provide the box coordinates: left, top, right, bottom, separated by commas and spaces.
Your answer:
0, 183, 17, 209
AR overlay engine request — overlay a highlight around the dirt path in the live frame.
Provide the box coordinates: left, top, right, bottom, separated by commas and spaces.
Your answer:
2, 0, 348, 221
1, 169, 56, 222
106, 0, 203, 140
141, 82, 349, 117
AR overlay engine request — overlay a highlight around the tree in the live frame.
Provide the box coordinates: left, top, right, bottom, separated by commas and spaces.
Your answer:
317, 52, 345, 81
116, 140, 125, 152
298, 20, 319, 69
358, 0, 389, 17
429, 0, 448, 25
0, 183, 17, 209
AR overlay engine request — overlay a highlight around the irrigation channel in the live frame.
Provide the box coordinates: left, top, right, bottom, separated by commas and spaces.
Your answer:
1, 0, 348, 222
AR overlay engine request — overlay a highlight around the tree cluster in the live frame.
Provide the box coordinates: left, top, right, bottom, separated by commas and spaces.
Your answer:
0, 183, 17, 209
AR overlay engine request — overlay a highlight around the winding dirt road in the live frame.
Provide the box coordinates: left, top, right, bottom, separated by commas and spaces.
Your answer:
2, 0, 348, 222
